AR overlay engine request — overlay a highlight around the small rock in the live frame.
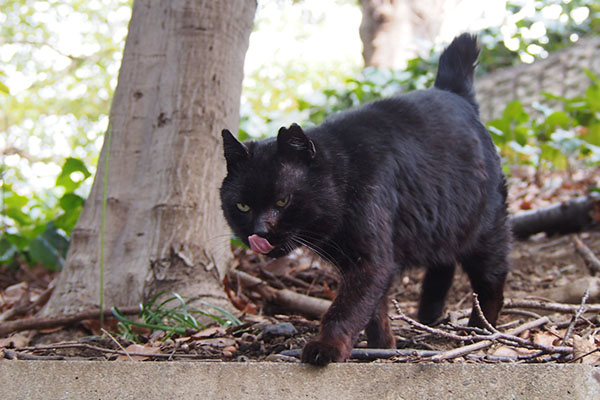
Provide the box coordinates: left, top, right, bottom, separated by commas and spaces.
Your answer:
262, 322, 298, 340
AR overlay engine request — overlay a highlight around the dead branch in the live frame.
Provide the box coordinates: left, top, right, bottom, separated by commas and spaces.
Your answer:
573, 235, 600, 275
392, 300, 568, 353
531, 277, 600, 304
561, 288, 590, 346
0, 282, 55, 323
9, 342, 221, 360
510, 193, 600, 240
0, 306, 140, 337
229, 269, 331, 319
2, 349, 65, 361
430, 316, 552, 362
472, 293, 499, 334
504, 298, 600, 313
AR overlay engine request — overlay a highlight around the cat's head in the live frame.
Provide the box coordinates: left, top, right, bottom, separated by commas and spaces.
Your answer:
220, 123, 324, 258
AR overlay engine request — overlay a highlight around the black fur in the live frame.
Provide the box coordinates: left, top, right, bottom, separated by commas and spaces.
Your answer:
220, 33, 510, 366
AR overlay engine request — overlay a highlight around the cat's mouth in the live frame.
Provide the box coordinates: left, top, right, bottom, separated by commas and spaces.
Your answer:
248, 234, 275, 254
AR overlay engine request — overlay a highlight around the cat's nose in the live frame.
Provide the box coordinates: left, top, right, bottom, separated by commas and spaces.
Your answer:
253, 220, 270, 238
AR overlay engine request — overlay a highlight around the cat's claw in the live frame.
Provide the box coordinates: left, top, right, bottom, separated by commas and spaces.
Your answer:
301, 340, 347, 366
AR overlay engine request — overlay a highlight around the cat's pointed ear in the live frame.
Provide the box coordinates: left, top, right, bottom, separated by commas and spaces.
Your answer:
277, 123, 316, 160
222, 129, 249, 170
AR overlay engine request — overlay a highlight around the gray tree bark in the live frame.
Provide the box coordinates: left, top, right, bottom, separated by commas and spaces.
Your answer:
42, 0, 257, 317
359, 0, 454, 68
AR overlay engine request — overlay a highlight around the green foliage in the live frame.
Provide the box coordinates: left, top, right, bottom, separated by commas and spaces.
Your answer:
112, 292, 243, 342
488, 69, 600, 168
1, 157, 89, 270
478, 0, 600, 72
299, 60, 437, 126
1, 0, 129, 271
240, 57, 436, 139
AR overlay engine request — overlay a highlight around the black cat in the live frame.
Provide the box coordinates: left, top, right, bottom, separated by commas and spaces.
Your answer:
220, 34, 510, 366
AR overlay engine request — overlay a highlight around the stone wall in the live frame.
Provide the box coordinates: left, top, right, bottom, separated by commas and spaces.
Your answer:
475, 35, 600, 122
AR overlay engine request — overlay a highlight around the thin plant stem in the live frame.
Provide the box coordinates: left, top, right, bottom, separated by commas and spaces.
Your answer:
99, 123, 112, 328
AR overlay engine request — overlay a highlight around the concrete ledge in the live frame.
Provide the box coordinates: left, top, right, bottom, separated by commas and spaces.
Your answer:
1, 361, 599, 399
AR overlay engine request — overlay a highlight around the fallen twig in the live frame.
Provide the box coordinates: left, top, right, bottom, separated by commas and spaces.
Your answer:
504, 299, 600, 313
569, 346, 600, 363
2, 349, 65, 361
11, 342, 222, 360
430, 316, 553, 362
0, 282, 55, 323
573, 235, 600, 275
390, 300, 567, 361
561, 288, 590, 346
0, 306, 140, 337
101, 328, 133, 362
472, 293, 499, 334
229, 269, 330, 319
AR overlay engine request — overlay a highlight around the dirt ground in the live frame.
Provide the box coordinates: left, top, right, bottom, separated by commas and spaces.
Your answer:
1, 166, 600, 363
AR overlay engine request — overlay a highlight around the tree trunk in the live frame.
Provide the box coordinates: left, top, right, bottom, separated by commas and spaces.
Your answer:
42, 0, 257, 317
359, 0, 454, 69
358, 0, 505, 69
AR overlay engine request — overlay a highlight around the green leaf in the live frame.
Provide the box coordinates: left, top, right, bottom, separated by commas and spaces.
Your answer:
28, 224, 69, 270
4, 233, 29, 251
581, 123, 600, 146
0, 81, 9, 94
3, 191, 30, 209
59, 193, 85, 212
56, 158, 91, 192
4, 207, 33, 227
53, 211, 81, 234
0, 237, 17, 263
539, 143, 566, 169
29, 236, 62, 270
544, 111, 571, 132
42, 224, 69, 258
230, 236, 246, 249
584, 68, 600, 87
487, 119, 510, 144
513, 126, 530, 147
502, 100, 529, 124
585, 84, 600, 113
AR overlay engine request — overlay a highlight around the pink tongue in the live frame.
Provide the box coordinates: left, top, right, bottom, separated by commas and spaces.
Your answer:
248, 234, 275, 254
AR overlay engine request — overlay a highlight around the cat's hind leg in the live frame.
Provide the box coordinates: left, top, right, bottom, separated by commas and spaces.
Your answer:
418, 263, 456, 325
460, 234, 509, 328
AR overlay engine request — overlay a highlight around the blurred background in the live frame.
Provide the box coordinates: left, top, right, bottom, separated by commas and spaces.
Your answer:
1, 0, 599, 271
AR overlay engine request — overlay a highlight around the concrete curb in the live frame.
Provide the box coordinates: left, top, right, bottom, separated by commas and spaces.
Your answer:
1, 361, 599, 399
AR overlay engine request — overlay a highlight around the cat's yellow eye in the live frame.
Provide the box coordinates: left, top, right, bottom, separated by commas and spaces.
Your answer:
236, 203, 251, 212
275, 195, 290, 208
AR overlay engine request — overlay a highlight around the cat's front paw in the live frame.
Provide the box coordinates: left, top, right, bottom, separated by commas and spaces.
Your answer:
301, 340, 349, 366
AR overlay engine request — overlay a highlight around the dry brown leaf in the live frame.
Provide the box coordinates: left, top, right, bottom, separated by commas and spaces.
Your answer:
533, 331, 563, 347
0, 335, 30, 348
81, 317, 122, 336
192, 326, 227, 339
116, 343, 161, 361
264, 257, 293, 276
0, 282, 29, 307
174, 336, 191, 344
573, 335, 600, 364
491, 343, 536, 357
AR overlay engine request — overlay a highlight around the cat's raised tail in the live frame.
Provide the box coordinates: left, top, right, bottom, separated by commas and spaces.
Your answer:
433, 33, 479, 111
